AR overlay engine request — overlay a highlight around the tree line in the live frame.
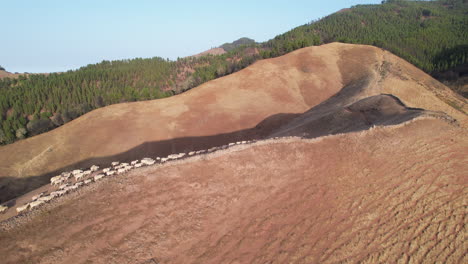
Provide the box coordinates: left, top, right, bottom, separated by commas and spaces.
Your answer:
1, 0, 466, 145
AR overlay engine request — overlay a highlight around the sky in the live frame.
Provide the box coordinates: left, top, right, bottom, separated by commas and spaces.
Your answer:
1, 0, 381, 73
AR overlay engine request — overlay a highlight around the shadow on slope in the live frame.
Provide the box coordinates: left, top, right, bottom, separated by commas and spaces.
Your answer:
0, 93, 453, 204
0, 113, 298, 203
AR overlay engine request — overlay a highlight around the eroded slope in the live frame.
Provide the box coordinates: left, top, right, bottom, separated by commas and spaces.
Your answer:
0, 118, 466, 263
0, 43, 465, 203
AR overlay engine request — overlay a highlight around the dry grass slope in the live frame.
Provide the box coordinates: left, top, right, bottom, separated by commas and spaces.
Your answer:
0, 43, 466, 203
0, 118, 466, 263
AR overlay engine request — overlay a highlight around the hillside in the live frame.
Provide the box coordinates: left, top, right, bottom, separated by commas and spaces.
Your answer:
1, 0, 466, 146
220, 37, 256, 52
0, 43, 465, 204
0, 117, 466, 263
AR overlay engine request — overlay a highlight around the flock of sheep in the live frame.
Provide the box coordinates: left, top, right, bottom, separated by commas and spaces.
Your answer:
0, 140, 254, 216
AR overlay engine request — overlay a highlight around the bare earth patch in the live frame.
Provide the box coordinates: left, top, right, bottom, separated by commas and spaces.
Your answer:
0, 118, 466, 263
0, 43, 466, 204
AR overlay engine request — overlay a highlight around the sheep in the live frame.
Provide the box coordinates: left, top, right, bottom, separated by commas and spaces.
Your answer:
38, 195, 54, 202
188, 151, 195, 156
167, 154, 178, 159
16, 204, 29, 214
103, 167, 111, 173
83, 170, 92, 176
0, 205, 8, 214
229, 143, 235, 146
161, 157, 168, 162
120, 162, 130, 166
64, 185, 78, 192
117, 168, 127, 174
51, 176, 65, 186
59, 183, 70, 190
84, 179, 93, 185
75, 181, 84, 187
134, 163, 143, 168
131, 160, 139, 165
54, 178, 65, 186
32, 192, 46, 201
74, 173, 84, 181
61, 172, 72, 178
241, 141, 247, 144
156, 157, 161, 160
142, 158, 155, 164
29, 200, 44, 210
50, 175, 63, 185
90, 165, 99, 172
72, 169, 83, 175
94, 174, 105, 181
51, 190, 66, 197
106, 170, 116, 176
111, 161, 119, 166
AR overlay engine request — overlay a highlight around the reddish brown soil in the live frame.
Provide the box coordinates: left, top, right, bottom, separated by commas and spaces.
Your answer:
0, 118, 466, 263
0, 43, 466, 203
192, 48, 227, 57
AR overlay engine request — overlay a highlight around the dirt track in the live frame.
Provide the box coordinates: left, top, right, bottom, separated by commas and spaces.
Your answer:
0, 118, 466, 263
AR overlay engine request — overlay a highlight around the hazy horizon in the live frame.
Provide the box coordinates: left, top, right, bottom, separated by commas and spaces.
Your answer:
1, 0, 380, 73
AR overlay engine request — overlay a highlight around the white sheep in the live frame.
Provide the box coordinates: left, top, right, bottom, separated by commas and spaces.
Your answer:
111, 161, 119, 166
74, 173, 84, 181
90, 165, 99, 172
50, 175, 62, 185
64, 185, 78, 192
16, 204, 29, 214
52, 177, 65, 186
103, 167, 111, 173
161, 157, 168, 162
94, 174, 105, 181
50, 190, 66, 197
131, 160, 138, 165
38, 195, 54, 202
188, 151, 195, 156
117, 168, 126, 174
72, 169, 83, 175
29, 200, 44, 209
134, 163, 143, 168
59, 183, 70, 190
229, 143, 235, 146
156, 157, 161, 160
83, 170, 92, 175
61, 172, 72, 178
121, 162, 129, 166
84, 179, 93, 184
0, 205, 8, 214
106, 170, 116, 176
31, 192, 45, 201
142, 158, 155, 164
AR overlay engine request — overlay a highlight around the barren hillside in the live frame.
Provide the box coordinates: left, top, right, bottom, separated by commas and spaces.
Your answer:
0, 117, 466, 263
0, 43, 466, 203
192, 47, 227, 57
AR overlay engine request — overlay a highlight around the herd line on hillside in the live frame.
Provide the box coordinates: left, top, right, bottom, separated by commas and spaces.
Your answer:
0, 140, 254, 216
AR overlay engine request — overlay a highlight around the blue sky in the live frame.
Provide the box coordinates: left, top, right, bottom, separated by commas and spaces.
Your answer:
1, 0, 381, 73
